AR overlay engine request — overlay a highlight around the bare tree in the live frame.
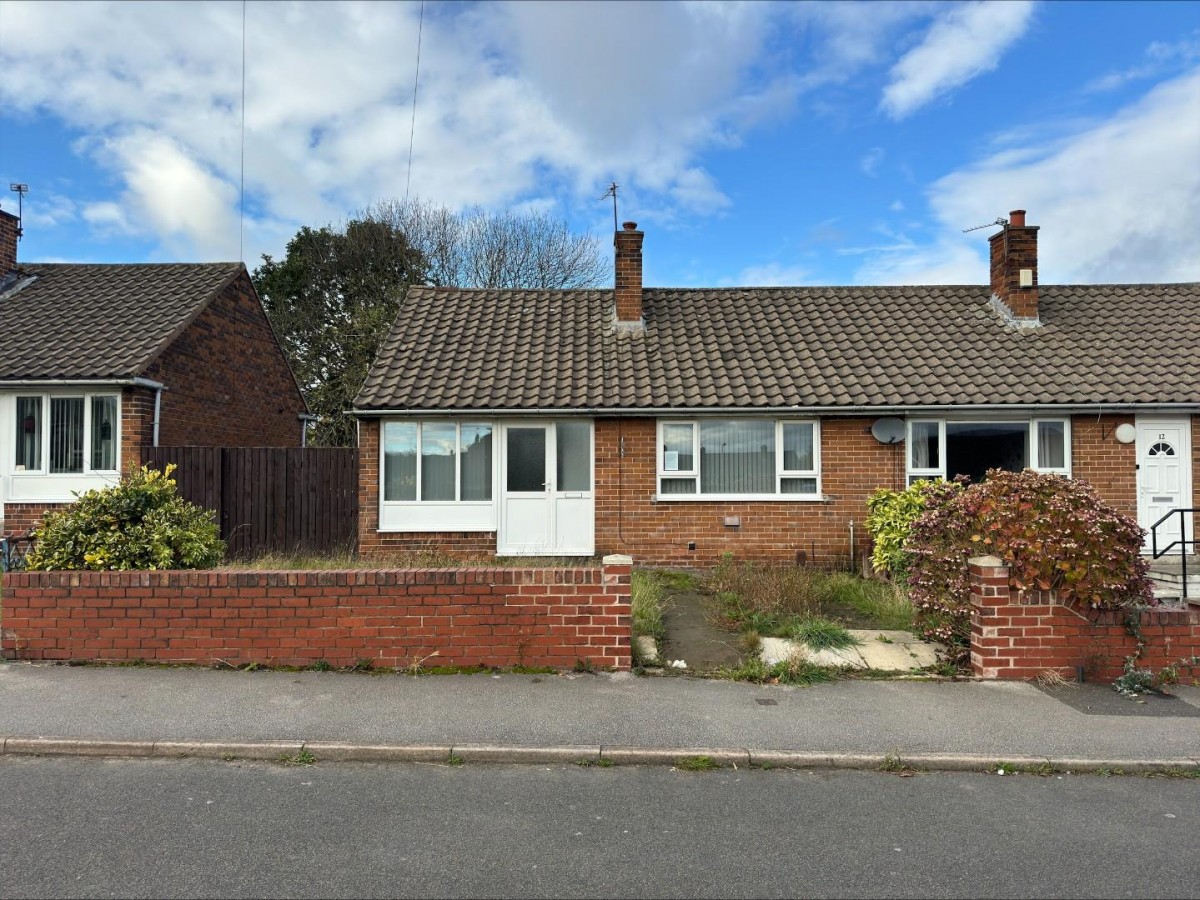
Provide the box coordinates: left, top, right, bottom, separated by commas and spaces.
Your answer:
364, 198, 608, 289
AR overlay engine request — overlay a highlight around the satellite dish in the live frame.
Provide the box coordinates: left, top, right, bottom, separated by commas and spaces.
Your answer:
871, 418, 906, 445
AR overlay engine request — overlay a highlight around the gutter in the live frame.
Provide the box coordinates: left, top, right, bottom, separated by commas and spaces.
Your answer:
349, 402, 1200, 418
0, 377, 166, 389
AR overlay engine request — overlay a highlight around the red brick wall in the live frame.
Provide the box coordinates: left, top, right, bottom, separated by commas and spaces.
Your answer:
1071, 414, 1137, 518
353, 414, 1198, 566
1, 558, 631, 670
142, 269, 306, 447
968, 556, 1200, 683
594, 417, 902, 566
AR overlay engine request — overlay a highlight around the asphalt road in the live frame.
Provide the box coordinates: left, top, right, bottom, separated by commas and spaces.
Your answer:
1, 756, 1196, 899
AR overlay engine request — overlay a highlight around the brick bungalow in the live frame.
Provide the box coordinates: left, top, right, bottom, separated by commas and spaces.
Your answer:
0, 207, 308, 533
353, 210, 1200, 566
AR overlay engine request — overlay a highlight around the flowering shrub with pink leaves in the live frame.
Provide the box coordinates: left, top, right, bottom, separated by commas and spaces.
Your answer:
906, 469, 1153, 660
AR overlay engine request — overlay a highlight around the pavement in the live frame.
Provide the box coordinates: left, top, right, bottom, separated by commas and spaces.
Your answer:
3, 661, 1200, 772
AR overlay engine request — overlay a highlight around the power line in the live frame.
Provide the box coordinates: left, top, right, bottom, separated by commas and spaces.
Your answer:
239, 0, 247, 261
405, 0, 425, 204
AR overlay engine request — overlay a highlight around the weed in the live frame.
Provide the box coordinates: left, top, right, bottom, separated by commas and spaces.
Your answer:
278, 748, 316, 767
573, 658, 596, 674
221, 753, 236, 762
447, 754, 464, 767
308, 659, 332, 672
876, 634, 894, 644
1035, 669, 1075, 688
785, 616, 859, 651
1094, 767, 1125, 777
716, 653, 836, 687
675, 755, 721, 772
350, 658, 374, 673
1143, 767, 1200, 779
405, 650, 441, 676
241, 661, 260, 672
574, 758, 616, 768
879, 753, 922, 774
631, 570, 669, 643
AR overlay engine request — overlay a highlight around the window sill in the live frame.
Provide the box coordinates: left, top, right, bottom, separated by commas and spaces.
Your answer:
653, 493, 826, 503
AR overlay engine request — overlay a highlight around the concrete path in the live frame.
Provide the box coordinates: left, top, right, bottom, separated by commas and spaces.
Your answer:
2, 662, 1199, 771
760, 630, 944, 670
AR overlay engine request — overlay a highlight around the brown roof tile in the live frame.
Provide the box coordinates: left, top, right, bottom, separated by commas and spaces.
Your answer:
355, 282, 1200, 411
0, 262, 243, 380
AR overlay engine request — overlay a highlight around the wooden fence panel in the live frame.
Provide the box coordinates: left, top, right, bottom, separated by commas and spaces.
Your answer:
144, 446, 358, 558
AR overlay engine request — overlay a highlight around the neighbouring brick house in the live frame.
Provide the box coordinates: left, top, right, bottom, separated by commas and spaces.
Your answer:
353, 209, 1200, 567
0, 207, 308, 533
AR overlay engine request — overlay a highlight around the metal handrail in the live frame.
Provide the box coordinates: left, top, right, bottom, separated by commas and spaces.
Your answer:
0, 532, 36, 573
1150, 507, 1198, 601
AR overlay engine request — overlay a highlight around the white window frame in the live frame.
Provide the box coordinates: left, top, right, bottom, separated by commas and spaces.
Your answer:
381, 420, 495, 505
906, 417, 1071, 484
11, 391, 121, 476
656, 418, 822, 501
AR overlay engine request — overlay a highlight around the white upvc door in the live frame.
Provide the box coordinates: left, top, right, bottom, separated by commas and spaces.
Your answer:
497, 421, 594, 556
1136, 417, 1193, 555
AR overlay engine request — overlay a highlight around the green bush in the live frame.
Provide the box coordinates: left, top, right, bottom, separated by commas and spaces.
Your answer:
906, 469, 1152, 661
26, 464, 225, 571
865, 479, 956, 580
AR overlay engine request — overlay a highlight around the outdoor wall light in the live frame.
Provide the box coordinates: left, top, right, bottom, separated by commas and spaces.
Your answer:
1114, 423, 1136, 444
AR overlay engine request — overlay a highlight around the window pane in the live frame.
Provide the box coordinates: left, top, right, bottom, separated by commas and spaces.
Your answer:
460, 425, 492, 501
50, 397, 84, 474
946, 422, 1029, 482
659, 477, 696, 495
1037, 421, 1066, 469
15, 396, 41, 470
383, 422, 417, 501
699, 420, 774, 494
662, 423, 694, 472
556, 421, 590, 491
782, 423, 814, 472
506, 427, 546, 492
910, 421, 939, 469
90, 396, 118, 470
781, 477, 817, 494
420, 423, 457, 501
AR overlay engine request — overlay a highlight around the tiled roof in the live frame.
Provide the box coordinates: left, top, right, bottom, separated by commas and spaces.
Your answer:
0, 262, 243, 380
354, 282, 1200, 411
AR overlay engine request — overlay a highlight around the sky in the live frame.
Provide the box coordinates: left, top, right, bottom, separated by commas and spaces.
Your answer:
1, 0, 1198, 288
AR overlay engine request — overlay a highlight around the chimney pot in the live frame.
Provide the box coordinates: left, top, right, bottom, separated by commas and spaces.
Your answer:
1009, 209, 1026, 227
622, 221, 638, 231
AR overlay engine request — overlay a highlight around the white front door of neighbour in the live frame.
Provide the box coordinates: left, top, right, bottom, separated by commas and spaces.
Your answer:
1136, 418, 1192, 555
497, 422, 594, 555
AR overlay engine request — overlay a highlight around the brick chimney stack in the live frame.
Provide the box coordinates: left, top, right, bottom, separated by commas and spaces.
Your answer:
989, 209, 1039, 321
0, 207, 20, 274
614, 220, 644, 325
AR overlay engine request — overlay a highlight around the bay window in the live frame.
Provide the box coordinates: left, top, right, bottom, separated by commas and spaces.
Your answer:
657, 419, 820, 499
12, 393, 120, 475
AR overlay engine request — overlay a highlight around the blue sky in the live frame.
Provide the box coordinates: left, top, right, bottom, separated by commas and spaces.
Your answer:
1, 0, 1198, 287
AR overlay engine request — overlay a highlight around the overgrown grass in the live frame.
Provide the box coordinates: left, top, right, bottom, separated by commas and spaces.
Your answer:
824, 573, 914, 631
222, 550, 603, 570
631, 570, 667, 642
715, 654, 837, 687
783, 616, 858, 651
708, 556, 913, 636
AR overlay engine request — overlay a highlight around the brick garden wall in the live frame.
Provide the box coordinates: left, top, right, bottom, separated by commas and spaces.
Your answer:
968, 555, 1200, 683
0, 556, 632, 671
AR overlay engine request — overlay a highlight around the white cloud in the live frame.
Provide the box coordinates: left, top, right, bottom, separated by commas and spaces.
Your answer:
1085, 30, 1200, 92
889, 199, 905, 212
858, 67, 1200, 284
881, 1, 1035, 119
860, 147, 885, 177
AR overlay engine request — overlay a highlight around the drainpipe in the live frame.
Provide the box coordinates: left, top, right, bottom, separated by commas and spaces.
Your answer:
848, 520, 855, 573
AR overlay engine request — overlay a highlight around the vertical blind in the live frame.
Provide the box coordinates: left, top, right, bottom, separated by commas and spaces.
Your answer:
50, 397, 85, 474
91, 396, 118, 470
699, 420, 775, 494
15, 396, 41, 470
